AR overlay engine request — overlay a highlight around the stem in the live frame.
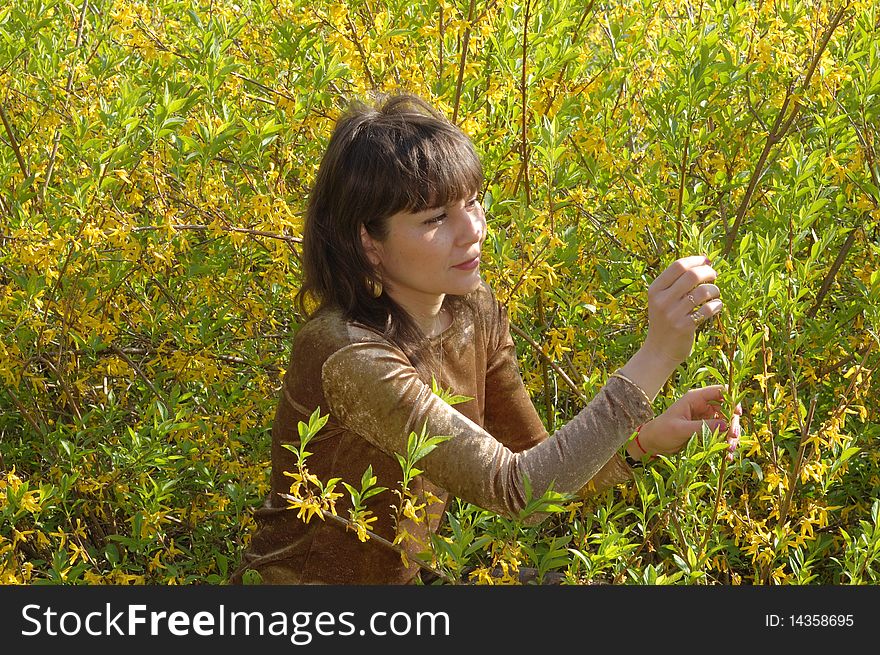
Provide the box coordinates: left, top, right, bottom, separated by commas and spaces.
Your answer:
36, 355, 83, 423
109, 345, 171, 413
538, 0, 597, 116
698, 324, 738, 560
0, 102, 30, 179
438, 6, 444, 88
759, 327, 780, 472
278, 498, 456, 585
676, 132, 690, 258
344, 13, 376, 90
721, 2, 851, 257
806, 225, 861, 319
509, 323, 587, 405
776, 392, 818, 529
43, 0, 90, 203
519, 0, 532, 206
699, 457, 728, 562
6, 387, 47, 437
452, 0, 475, 125
778, 341, 875, 528
535, 292, 554, 430
131, 223, 302, 245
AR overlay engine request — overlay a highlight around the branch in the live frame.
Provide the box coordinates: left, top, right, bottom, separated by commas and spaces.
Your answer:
131, 223, 302, 245
109, 344, 171, 411
38, 342, 284, 374
0, 102, 30, 179
721, 2, 851, 257
509, 322, 588, 405
806, 224, 861, 319
278, 498, 456, 584
5, 387, 47, 437
452, 0, 476, 125
42, 0, 90, 202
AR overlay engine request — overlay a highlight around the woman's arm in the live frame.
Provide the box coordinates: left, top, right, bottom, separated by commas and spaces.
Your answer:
482, 301, 642, 495
321, 342, 653, 518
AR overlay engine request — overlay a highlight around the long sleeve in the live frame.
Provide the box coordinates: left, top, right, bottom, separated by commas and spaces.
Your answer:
322, 342, 654, 518
483, 299, 642, 496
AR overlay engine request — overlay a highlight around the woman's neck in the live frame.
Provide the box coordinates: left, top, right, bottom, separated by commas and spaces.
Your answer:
386, 289, 448, 337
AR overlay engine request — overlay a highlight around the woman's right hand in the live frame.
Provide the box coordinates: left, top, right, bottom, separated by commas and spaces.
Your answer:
642, 255, 722, 366
628, 385, 742, 461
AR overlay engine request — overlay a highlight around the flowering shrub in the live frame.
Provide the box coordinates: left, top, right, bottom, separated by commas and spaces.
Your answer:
1, 0, 877, 584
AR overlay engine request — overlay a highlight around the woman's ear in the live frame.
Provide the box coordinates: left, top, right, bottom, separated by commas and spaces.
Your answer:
360, 225, 382, 268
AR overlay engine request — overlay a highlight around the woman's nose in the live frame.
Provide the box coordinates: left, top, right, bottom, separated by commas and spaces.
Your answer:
457, 205, 485, 245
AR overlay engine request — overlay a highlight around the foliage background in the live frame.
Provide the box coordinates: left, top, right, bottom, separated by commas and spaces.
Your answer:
1, 0, 878, 584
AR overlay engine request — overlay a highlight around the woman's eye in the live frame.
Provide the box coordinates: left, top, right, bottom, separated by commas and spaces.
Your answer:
465, 197, 478, 208
425, 212, 446, 225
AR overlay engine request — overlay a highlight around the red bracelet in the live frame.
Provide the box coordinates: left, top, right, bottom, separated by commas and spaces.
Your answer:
634, 425, 648, 455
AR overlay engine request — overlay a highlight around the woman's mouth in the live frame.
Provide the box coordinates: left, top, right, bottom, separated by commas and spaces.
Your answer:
452, 257, 480, 271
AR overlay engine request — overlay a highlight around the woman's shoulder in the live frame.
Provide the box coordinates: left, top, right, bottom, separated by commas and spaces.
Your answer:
294, 306, 389, 352
468, 279, 501, 309
464, 279, 507, 329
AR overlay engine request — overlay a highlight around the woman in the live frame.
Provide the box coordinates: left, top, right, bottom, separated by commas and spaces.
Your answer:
231, 93, 740, 585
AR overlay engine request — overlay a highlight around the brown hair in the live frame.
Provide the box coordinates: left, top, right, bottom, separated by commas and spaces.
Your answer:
296, 93, 483, 372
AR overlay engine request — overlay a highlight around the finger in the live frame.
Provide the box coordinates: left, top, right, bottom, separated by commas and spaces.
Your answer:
681, 283, 721, 310
651, 255, 712, 291
667, 264, 718, 302
688, 298, 723, 327
685, 385, 726, 411
726, 414, 741, 458
726, 439, 739, 460
681, 418, 728, 437
729, 413, 741, 439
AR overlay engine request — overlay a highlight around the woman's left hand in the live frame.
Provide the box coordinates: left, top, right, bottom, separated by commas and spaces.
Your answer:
628, 385, 742, 461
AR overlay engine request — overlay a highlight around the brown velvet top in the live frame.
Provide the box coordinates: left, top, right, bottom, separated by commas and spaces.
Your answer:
230, 281, 654, 584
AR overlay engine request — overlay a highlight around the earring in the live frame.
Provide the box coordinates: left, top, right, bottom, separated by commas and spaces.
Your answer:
367, 277, 383, 298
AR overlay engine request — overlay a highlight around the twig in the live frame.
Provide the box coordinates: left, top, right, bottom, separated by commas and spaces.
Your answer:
535, 292, 554, 429
697, 323, 738, 561
452, 0, 476, 124
519, 0, 532, 206
721, 2, 851, 257
675, 133, 690, 257
131, 223, 302, 245
776, 392, 818, 530
509, 322, 587, 405
35, 355, 83, 423
806, 224, 861, 319
759, 327, 780, 472
109, 345, 171, 411
43, 0, 90, 202
5, 387, 46, 437
344, 14, 376, 89
0, 102, 30, 179
778, 341, 875, 528
278, 497, 456, 584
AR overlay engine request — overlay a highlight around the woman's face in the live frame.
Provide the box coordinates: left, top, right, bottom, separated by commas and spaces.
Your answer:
362, 195, 487, 309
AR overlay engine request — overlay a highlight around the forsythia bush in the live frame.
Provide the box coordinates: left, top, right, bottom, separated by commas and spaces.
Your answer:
1, 0, 878, 585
